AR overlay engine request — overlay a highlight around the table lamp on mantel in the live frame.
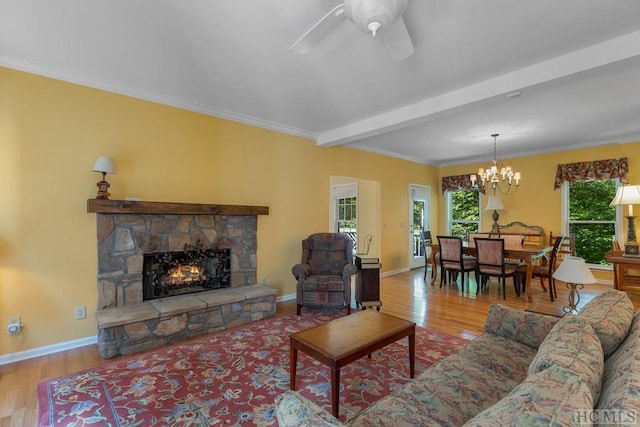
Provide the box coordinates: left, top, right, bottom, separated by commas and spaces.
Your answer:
92, 156, 117, 200
485, 195, 505, 234
609, 184, 640, 257
553, 255, 596, 314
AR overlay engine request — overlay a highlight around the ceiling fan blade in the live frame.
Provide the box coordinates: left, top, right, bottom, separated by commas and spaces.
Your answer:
289, 4, 345, 55
381, 16, 414, 62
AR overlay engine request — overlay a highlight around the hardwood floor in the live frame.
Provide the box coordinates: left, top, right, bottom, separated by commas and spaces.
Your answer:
1, 268, 638, 426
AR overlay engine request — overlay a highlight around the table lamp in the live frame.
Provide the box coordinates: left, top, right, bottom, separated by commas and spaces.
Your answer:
609, 184, 640, 257
552, 255, 596, 314
92, 156, 117, 200
485, 195, 505, 234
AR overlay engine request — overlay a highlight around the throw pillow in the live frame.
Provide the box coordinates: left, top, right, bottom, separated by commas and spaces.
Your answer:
484, 303, 559, 349
529, 315, 604, 403
577, 289, 634, 359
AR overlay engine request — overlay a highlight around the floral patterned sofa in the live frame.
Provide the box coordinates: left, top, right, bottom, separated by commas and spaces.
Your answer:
275, 289, 639, 426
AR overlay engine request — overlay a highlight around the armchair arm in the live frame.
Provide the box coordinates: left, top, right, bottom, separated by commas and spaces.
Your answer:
342, 263, 358, 280
292, 263, 311, 280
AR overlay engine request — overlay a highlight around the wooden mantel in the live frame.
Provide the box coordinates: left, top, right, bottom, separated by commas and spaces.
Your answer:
87, 199, 269, 215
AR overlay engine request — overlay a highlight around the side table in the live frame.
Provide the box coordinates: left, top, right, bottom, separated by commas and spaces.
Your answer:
355, 256, 382, 310
605, 250, 640, 293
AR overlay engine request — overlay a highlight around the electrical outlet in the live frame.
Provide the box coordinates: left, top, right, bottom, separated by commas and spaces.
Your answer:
75, 305, 86, 320
7, 316, 21, 335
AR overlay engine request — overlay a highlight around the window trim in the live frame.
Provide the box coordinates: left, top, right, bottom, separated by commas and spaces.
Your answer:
561, 180, 620, 269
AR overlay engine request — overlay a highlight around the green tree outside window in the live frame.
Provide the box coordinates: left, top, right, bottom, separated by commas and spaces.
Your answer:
567, 180, 616, 265
450, 190, 480, 239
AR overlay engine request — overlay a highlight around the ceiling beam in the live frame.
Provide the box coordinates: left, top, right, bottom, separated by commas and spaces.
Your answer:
316, 30, 640, 147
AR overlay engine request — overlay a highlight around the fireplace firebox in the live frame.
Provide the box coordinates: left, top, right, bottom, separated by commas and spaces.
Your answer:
142, 242, 231, 301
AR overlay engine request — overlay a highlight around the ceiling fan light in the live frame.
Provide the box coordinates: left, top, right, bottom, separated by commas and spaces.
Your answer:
343, 0, 408, 36
367, 21, 382, 38
368, 21, 382, 37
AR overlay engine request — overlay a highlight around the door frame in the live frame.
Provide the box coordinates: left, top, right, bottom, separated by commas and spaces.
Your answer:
408, 184, 431, 269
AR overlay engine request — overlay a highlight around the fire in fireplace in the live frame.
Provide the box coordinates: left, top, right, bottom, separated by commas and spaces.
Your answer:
142, 241, 231, 300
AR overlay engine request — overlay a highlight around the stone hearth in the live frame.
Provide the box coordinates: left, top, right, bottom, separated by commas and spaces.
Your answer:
88, 199, 273, 358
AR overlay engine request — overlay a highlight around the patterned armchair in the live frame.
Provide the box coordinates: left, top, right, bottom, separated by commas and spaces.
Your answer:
292, 233, 358, 315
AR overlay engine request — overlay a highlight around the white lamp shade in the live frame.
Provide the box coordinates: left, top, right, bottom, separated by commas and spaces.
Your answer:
92, 156, 117, 174
553, 256, 596, 285
610, 185, 640, 206
343, 0, 408, 34
485, 195, 505, 211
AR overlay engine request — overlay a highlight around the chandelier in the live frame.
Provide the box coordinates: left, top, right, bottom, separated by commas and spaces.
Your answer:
470, 133, 521, 195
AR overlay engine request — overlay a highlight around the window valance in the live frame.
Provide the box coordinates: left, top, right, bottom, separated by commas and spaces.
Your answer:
441, 174, 485, 194
554, 157, 629, 191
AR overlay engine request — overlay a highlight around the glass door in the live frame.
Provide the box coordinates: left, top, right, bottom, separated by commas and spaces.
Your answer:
409, 185, 430, 269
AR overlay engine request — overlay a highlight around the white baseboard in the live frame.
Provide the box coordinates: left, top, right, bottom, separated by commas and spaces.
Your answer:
0, 336, 97, 366
277, 293, 296, 302
381, 267, 409, 277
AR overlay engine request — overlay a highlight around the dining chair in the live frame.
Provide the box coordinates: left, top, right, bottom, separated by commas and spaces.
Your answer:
500, 234, 525, 247
474, 237, 521, 300
468, 233, 490, 246
549, 232, 576, 267
499, 234, 526, 263
516, 235, 564, 302
421, 230, 435, 280
613, 239, 622, 251
436, 236, 476, 292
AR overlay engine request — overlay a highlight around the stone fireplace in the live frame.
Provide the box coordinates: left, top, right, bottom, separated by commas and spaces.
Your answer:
88, 199, 275, 358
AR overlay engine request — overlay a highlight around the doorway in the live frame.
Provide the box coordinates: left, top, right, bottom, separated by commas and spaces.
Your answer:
409, 184, 430, 269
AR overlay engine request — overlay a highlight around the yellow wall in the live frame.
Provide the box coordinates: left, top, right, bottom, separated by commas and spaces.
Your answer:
0, 67, 431, 355
2, 65, 638, 356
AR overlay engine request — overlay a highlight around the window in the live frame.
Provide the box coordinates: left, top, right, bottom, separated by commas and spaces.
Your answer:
563, 180, 617, 265
447, 190, 480, 238
337, 195, 357, 250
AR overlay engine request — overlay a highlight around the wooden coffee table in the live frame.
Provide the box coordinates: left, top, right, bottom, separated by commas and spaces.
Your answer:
289, 310, 416, 418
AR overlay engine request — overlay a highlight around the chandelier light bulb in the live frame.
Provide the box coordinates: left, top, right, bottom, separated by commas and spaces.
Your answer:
471, 134, 522, 195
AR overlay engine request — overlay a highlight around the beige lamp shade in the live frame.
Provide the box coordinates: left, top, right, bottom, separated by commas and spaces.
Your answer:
92, 156, 117, 174
610, 185, 640, 216
553, 256, 596, 284
485, 195, 505, 211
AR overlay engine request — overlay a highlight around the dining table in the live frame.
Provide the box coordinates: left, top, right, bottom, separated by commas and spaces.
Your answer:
428, 240, 554, 303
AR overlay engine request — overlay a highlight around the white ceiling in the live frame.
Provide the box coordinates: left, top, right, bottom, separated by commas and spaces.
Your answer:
2, 0, 640, 166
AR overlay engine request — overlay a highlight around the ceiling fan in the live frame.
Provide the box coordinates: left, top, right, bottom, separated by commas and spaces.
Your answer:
289, 0, 415, 62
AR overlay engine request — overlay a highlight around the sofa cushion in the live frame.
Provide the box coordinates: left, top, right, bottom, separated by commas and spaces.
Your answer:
464, 365, 593, 426
484, 302, 559, 349
529, 315, 604, 403
275, 390, 345, 427
348, 333, 537, 426
577, 289, 634, 359
597, 310, 640, 415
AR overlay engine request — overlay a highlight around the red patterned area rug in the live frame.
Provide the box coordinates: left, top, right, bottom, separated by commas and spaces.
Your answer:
37, 310, 469, 426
